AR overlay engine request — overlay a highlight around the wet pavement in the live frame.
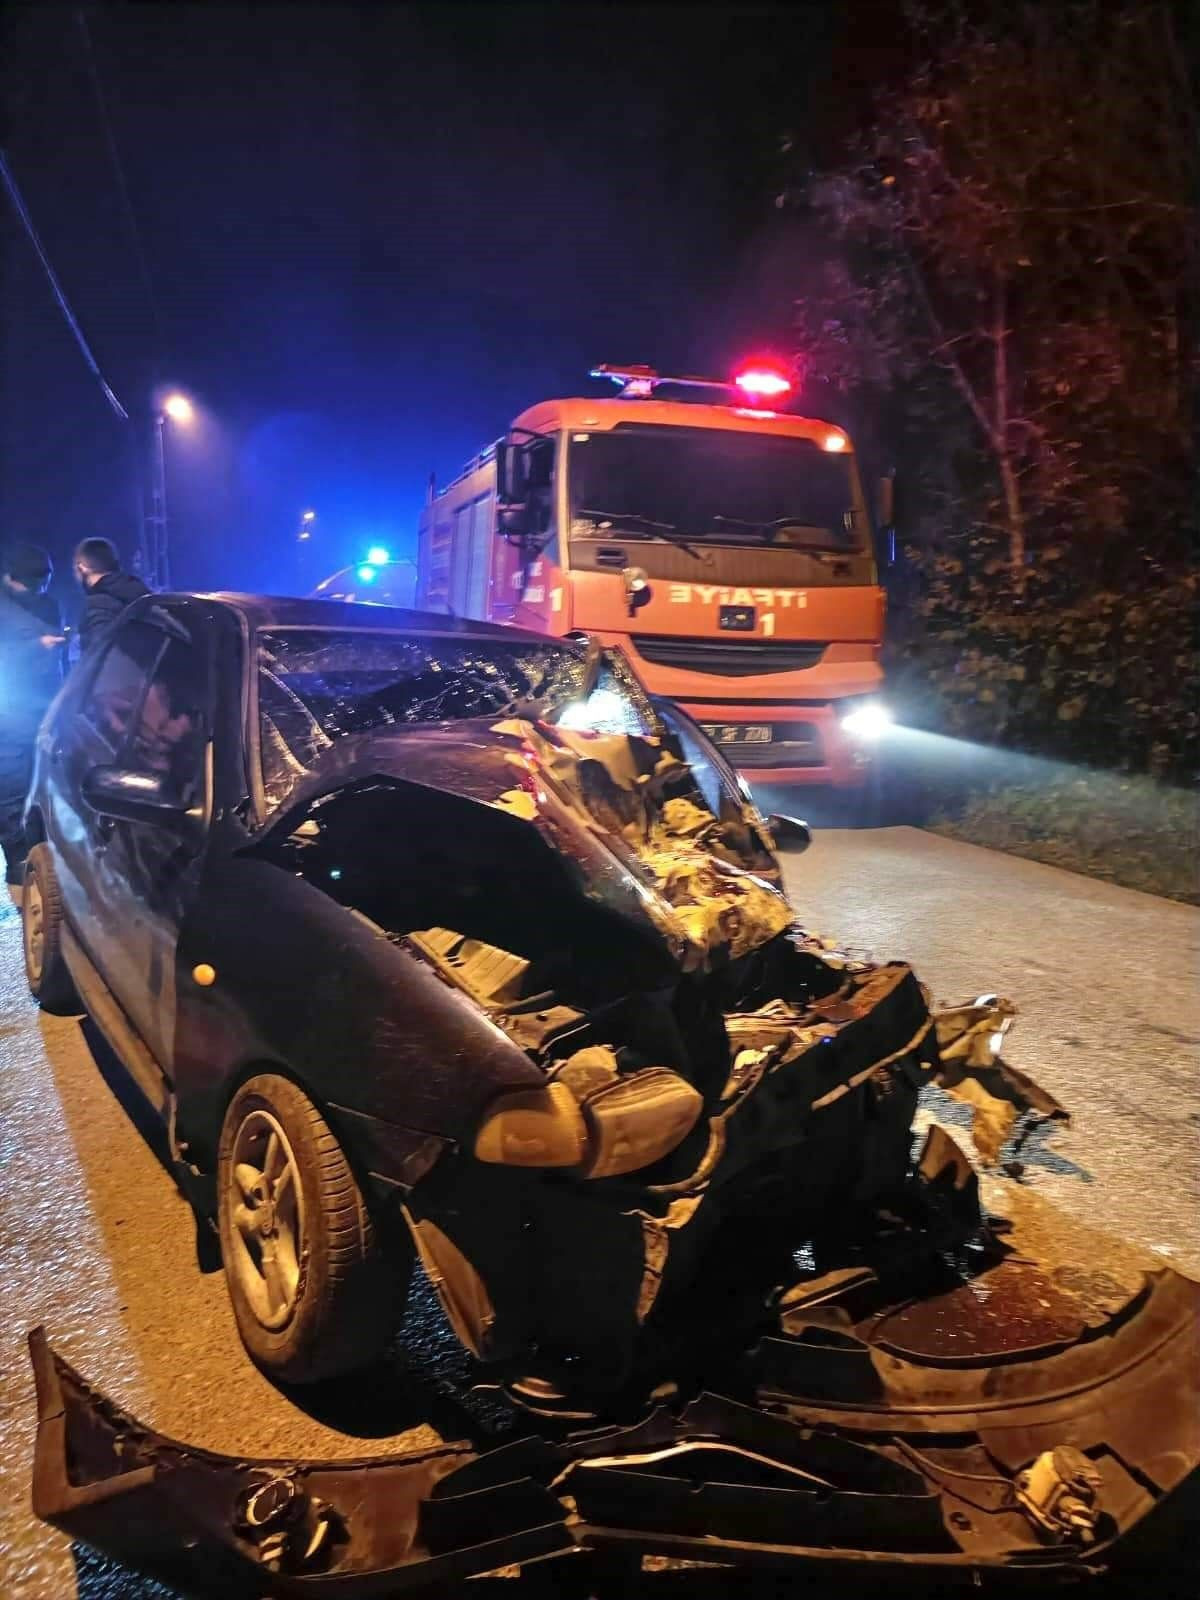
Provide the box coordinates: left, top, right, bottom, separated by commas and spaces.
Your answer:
786, 828, 1200, 1275
1, 826, 1197, 1599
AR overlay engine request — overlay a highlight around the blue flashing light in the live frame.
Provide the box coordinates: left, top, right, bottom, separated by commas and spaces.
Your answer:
356, 564, 378, 583
366, 545, 391, 566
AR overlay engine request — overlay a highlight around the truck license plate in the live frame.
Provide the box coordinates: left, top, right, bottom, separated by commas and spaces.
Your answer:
700, 724, 772, 746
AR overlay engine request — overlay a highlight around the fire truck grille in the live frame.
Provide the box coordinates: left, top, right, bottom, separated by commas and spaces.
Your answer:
632, 636, 827, 676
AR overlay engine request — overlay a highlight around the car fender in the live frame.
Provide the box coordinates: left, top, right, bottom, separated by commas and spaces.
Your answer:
171, 854, 545, 1176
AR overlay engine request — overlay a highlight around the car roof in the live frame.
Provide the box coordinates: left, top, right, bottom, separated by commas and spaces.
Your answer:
179, 592, 573, 649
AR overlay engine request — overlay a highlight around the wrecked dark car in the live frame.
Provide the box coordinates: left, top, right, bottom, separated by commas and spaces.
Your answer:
22, 595, 1199, 1592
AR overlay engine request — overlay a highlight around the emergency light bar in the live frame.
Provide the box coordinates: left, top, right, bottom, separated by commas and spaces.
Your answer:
733, 366, 793, 401
591, 360, 795, 404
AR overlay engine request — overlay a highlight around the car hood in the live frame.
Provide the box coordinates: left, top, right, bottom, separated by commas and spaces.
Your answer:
259, 716, 791, 974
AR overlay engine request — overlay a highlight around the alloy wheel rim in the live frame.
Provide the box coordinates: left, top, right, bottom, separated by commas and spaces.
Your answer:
24, 877, 44, 983
228, 1109, 305, 1331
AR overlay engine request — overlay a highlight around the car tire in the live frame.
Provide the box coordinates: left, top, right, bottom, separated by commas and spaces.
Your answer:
217, 1073, 407, 1384
22, 844, 79, 1014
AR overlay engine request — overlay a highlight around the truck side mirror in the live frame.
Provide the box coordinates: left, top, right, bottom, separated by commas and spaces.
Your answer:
495, 436, 526, 507
496, 436, 530, 542
497, 433, 555, 548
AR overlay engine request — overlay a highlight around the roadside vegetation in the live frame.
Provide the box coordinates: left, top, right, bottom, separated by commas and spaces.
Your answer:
929, 772, 1200, 905
777, 0, 1196, 894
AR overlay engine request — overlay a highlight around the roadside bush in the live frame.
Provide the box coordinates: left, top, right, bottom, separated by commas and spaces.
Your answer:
889, 567, 1199, 786
929, 772, 1200, 905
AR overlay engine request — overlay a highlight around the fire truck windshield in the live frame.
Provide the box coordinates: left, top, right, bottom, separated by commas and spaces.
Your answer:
568, 424, 864, 550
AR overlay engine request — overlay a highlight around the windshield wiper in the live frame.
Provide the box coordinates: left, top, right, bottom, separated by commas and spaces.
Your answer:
708, 514, 851, 553
576, 509, 707, 562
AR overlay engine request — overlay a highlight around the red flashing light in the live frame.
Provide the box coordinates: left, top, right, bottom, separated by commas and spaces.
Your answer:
733, 362, 793, 402
823, 430, 847, 452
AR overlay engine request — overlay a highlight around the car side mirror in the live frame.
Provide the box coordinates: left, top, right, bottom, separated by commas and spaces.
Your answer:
81, 765, 198, 835
768, 813, 811, 853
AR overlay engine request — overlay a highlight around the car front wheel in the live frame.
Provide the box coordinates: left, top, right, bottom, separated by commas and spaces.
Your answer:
217, 1073, 406, 1383
22, 844, 79, 1014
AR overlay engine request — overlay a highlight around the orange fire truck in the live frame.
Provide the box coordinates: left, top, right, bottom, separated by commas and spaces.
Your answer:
415, 363, 891, 792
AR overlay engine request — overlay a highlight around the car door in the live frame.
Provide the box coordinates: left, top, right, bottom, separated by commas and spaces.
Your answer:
50, 617, 162, 958
58, 606, 214, 1070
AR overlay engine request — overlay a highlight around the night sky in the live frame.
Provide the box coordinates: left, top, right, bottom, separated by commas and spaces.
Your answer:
1, 1, 896, 601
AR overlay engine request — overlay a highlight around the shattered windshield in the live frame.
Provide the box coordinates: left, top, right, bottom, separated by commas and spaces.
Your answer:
256, 628, 656, 809
569, 424, 865, 550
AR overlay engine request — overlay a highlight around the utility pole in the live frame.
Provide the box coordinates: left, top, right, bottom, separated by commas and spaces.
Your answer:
144, 410, 168, 590
144, 392, 193, 590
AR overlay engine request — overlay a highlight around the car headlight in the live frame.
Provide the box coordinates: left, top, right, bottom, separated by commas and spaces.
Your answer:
839, 698, 893, 741
475, 1068, 703, 1177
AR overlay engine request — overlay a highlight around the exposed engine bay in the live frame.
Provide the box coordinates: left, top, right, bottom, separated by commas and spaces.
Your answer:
260, 713, 1069, 1399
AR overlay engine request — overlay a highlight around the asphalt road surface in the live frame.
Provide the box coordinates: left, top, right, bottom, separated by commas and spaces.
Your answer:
1, 827, 1197, 1600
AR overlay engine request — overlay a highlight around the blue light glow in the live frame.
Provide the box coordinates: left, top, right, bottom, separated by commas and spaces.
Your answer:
356, 564, 378, 583
366, 545, 391, 565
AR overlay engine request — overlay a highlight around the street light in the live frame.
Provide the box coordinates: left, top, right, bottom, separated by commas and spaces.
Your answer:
145, 389, 195, 591
163, 392, 194, 425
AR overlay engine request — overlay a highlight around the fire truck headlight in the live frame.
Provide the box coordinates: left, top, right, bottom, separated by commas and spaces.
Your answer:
839, 698, 893, 741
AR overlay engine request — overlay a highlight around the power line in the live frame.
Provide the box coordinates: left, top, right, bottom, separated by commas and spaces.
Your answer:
74, 6, 165, 365
0, 147, 130, 420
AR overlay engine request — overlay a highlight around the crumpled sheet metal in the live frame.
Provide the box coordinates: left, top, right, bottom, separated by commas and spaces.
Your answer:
25, 1328, 569, 1596
490, 718, 790, 970
30, 1265, 1200, 1596
792, 932, 1068, 1167
931, 994, 1068, 1164
623, 959, 940, 1325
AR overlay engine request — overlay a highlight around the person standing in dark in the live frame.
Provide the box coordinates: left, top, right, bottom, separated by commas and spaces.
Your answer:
73, 537, 151, 655
0, 544, 66, 885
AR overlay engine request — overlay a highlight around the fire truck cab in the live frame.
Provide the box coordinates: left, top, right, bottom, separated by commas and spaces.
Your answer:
416, 365, 889, 791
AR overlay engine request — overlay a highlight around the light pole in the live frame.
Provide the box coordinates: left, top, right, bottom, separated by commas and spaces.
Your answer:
145, 391, 194, 590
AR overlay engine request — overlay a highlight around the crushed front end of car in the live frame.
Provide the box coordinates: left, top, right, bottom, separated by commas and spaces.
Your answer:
33, 698, 1198, 1591
264, 711, 1076, 1405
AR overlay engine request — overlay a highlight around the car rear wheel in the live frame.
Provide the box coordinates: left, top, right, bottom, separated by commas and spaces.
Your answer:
217, 1073, 406, 1383
22, 844, 79, 1014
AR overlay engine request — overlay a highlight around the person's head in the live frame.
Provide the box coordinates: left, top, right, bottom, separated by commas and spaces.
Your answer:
2, 542, 53, 595
73, 537, 121, 590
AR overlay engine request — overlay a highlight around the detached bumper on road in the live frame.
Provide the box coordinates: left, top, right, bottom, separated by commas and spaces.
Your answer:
29, 1252, 1199, 1594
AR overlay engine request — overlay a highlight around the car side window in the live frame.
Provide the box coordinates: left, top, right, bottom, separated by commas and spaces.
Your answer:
78, 621, 164, 755
126, 634, 209, 806
77, 617, 208, 806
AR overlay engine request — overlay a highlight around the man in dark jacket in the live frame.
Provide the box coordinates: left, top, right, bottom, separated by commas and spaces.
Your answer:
74, 537, 151, 654
0, 544, 65, 883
